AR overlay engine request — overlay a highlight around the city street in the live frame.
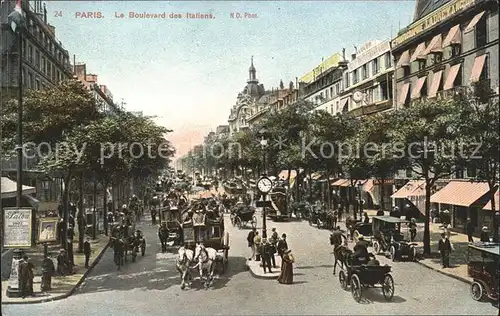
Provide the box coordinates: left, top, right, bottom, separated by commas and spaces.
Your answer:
3, 212, 497, 316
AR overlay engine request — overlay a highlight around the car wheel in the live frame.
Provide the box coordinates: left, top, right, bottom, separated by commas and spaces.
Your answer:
471, 282, 484, 301
373, 241, 380, 255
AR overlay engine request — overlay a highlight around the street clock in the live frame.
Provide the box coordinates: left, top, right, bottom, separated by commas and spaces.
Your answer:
257, 176, 273, 194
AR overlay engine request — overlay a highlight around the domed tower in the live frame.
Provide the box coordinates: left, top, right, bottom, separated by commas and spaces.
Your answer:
244, 56, 264, 100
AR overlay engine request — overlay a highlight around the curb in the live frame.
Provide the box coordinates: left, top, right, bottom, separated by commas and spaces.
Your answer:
416, 260, 472, 285
246, 262, 279, 280
2, 241, 110, 305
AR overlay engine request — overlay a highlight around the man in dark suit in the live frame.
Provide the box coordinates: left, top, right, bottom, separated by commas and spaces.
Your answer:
260, 239, 273, 273
438, 233, 452, 268
247, 228, 257, 260
466, 218, 474, 243
83, 238, 91, 268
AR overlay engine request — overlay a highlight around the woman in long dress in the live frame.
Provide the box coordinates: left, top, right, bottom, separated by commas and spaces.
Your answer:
278, 249, 294, 284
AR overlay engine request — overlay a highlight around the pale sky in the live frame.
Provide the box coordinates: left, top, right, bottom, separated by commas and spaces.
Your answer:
45, 1, 415, 157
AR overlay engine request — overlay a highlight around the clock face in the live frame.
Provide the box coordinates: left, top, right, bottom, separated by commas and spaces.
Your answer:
257, 177, 273, 193
353, 91, 363, 102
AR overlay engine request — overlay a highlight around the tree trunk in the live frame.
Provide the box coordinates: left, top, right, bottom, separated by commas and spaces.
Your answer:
351, 179, 357, 220
103, 180, 109, 236
308, 169, 313, 202
379, 179, 385, 211
423, 177, 432, 256
77, 174, 85, 253
62, 173, 72, 249
489, 181, 498, 242
296, 169, 300, 202
326, 170, 332, 210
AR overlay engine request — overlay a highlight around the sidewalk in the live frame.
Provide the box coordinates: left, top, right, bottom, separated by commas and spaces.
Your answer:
364, 209, 472, 283
2, 236, 109, 304
246, 255, 282, 279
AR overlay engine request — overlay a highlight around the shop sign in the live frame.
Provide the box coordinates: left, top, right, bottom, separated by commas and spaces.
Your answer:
3, 208, 33, 248
392, 0, 475, 47
348, 40, 391, 71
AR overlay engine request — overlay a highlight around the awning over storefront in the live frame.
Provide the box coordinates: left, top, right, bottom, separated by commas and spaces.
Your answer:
391, 180, 426, 199
1, 177, 36, 199
430, 180, 490, 207
422, 34, 443, 55
332, 179, 349, 186
428, 70, 443, 98
362, 179, 374, 192
483, 189, 499, 211
310, 172, 323, 180
396, 50, 410, 68
411, 77, 427, 99
465, 11, 485, 33
442, 25, 461, 47
410, 42, 427, 62
444, 64, 461, 90
398, 83, 410, 106
470, 54, 487, 83
278, 169, 303, 181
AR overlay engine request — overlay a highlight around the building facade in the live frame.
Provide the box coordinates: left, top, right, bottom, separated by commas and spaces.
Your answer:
392, 0, 498, 110
343, 40, 394, 117
1, 0, 72, 102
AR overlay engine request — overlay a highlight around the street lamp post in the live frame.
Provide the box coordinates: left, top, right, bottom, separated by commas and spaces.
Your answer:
494, 211, 500, 243
6, 1, 26, 298
357, 182, 364, 219
258, 128, 269, 239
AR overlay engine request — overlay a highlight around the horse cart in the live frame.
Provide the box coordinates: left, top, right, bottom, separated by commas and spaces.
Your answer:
230, 204, 257, 229
268, 187, 288, 221
371, 216, 418, 262
182, 211, 230, 274
338, 263, 395, 303
467, 242, 499, 303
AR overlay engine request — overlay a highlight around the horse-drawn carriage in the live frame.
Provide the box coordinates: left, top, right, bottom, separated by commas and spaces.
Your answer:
182, 210, 230, 274
159, 206, 183, 246
338, 262, 395, 303
468, 242, 499, 303
230, 203, 257, 229
268, 187, 288, 221
371, 216, 418, 262
110, 226, 146, 270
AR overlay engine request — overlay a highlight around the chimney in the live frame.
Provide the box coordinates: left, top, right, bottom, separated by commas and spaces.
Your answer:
43, 4, 47, 23
351, 53, 357, 60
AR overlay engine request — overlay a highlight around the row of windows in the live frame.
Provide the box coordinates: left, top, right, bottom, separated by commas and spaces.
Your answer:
23, 40, 64, 83
22, 68, 47, 90
26, 17, 69, 66
348, 52, 392, 86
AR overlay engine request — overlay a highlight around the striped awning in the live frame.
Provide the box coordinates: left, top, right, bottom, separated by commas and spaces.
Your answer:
1, 177, 36, 199
310, 172, 323, 180
332, 179, 349, 186
430, 180, 490, 207
391, 180, 426, 199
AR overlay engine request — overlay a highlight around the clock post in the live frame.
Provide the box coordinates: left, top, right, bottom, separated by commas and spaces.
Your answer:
256, 176, 273, 239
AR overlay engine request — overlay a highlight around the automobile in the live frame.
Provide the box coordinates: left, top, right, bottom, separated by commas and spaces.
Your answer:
468, 242, 499, 303
371, 216, 418, 262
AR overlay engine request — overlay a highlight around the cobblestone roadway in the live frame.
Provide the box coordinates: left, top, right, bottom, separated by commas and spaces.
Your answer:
3, 213, 498, 315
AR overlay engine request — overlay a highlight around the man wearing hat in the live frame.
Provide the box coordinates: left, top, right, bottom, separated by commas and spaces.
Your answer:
269, 228, 278, 268
276, 233, 288, 262
57, 249, 69, 275
352, 235, 369, 265
438, 232, 452, 268
466, 218, 475, 243
480, 226, 490, 242
158, 222, 169, 253
260, 238, 273, 273
83, 237, 92, 269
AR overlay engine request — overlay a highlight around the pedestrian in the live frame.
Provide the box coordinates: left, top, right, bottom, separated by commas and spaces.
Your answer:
269, 228, 278, 268
277, 249, 294, 284
480, 226, 490, 242
337, 206, 343, 222
57, 249, 69, 276
19, 255, 34, 297
41, 253, 55, 291
246, 228, 257, 260
276, 233, 288, 262
67, 225, 75, 269
409, 218, 417, 242
253, 232, 262, 261
158, 222, 169, 253
260, 239, 273, 274
332, 210, 338, 228
438, 232, 452, 268
466, 218, 474, 243
84, 237, 91, 269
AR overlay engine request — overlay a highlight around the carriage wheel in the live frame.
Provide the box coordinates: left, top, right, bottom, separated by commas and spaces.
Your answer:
410, 246, 417, 261
373, 241, 380, 255
390, 246, 397, 262
350, 274, 362, 303
236, 216, 243, 229
230, 214, 236, 226
470, 282, 484, 301
382, 274, 395, 301
251, 216, 258, 228
339, 270, 348, 291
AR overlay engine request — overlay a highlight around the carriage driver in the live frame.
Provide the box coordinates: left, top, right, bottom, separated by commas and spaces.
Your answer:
352, 235, 370, 265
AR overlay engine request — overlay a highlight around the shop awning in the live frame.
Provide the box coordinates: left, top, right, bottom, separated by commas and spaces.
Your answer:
464, 11, 485, 33
422, 34, 443, 55
442, 25, 461, 47
332, 179, 349, 186
428, 70, 443, 98
443, 64, 461, 90
430, 180, 490, 207
396, 50, 410, 68
411, 77, 427, 99
483, 189, 499, 211
410, 42, 427, 62
1, 177, 36, 199
278, 169, 303, 180
310, 172, 323, 180
391, 180, 426, 199
470, 54, 487, 83
362, 179, 374, 192
397, 83, 410, 106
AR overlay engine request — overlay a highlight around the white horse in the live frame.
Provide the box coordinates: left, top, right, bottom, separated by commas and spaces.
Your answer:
176, 246, 195, 289
194, 243, 218, 289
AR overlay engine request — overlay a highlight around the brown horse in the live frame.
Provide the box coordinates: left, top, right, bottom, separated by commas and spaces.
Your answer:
333, 244, 353, 275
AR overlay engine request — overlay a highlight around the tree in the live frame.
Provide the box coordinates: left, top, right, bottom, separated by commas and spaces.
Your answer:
392, 98, 471, 255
